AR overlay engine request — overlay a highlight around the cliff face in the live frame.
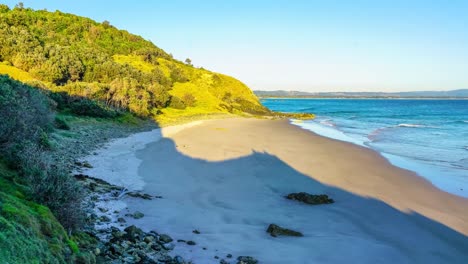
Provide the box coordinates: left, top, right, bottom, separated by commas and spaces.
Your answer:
0, 5, 269, 123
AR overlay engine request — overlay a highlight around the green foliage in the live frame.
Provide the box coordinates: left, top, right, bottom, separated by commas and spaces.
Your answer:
54, 116, 71, 130
49, 91, 121, 118
0, 75, 53, 158
67, 239, 79, 254
182, 93, 196, 107
0, 6, 269, 124
0, 76, 84, 232
0, 161, 70, 264
168, 96, 187, 109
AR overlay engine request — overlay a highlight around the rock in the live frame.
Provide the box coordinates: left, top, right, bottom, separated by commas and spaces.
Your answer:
127, 192, 154, 200
158, 255, 173, 263
123, 225, 144, 241
174, 255, 185, 264
133, 211, 145, 219
186, 240, 196, 246
266, 224, 303, 237
144, 236, 154, 243
159, 234, 173, 243
220, 259, 230, 264
215, 255, 220, 259
99, 215, 111, 222
98, 207, 108, 213
109, 244, 123, 256
285, 192, 334, 205
117, 217, 126, 223
94, 248, 101, 256
162, 243, 175, 250
150, 243, 162, 251
192, 229, 201, 234
227, 254, 233, 258
177, 239, 186, 243
237, 256, 258, 264
82, 161, 93, 168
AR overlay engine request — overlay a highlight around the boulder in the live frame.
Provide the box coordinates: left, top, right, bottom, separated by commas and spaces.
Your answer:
123, 225, 144, 241
266, 224, 303, 237
159, 234, 173, 243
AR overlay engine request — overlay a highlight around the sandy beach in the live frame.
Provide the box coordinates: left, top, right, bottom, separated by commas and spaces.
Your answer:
82, 118, 468, 264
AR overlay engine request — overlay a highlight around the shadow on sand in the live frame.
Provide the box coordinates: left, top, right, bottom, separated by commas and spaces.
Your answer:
114, 136, 468, 264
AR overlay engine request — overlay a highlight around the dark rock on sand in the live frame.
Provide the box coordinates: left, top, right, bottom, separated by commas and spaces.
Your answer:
125, 211, 145, 219
159, 234, 173, 243
186, 240, 196, 246
266, 224, 303, 237
127, 191, 154, 200
286, 192, 334, 205
192, 229, 201, 234
237, 256, 258, 264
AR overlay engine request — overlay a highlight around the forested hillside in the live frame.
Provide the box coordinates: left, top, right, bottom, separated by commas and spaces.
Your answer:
0, 4, 269, 123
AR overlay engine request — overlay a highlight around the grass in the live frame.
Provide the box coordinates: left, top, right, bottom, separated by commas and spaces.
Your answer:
0, 161, 69, 264
0, 63, 37, 82
113, 54, 156, 73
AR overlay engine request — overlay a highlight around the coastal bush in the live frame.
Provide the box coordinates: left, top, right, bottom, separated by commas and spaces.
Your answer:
0, 75, 85, 232
17, 143, 85, 232
55, 116, 71, 130
0, 161, 70, 264
182, 93, 196, 107
0, 75, 53, 158
49, 91, 121, 118
169, 96, 187, 109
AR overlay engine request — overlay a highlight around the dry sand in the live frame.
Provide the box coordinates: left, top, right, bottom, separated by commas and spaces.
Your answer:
82, 117, 468, 263
167, 118, 468, 235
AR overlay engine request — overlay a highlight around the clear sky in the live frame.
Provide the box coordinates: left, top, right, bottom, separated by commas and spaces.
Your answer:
4, 0, 468, 92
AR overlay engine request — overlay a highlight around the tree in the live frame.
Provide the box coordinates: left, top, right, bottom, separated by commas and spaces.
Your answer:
15, 2, 24, 9
185, 58, 192, 65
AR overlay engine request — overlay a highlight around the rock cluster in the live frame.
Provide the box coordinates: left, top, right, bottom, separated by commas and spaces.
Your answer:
286, 192, 334, 205
96, 225, 186, 263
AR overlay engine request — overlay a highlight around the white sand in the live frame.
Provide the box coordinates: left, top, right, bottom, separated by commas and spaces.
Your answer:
80, 118, 468, 264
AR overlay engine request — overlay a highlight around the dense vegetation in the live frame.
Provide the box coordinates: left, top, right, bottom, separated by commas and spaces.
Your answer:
0, 4, 269, 124
0, 75, 95, 263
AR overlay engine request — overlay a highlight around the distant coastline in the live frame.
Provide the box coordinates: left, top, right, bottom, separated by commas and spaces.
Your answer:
254, 89, 468, 99
258, 96, 468, 99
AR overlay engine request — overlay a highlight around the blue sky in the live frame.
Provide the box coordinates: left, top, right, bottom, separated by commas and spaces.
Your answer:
4, 0, 468, 92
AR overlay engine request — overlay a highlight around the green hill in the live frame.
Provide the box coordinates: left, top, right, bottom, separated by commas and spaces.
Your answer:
0, 4, 269, 124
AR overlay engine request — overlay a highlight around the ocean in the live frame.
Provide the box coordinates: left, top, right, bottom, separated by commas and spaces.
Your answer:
261, 98, 468, 197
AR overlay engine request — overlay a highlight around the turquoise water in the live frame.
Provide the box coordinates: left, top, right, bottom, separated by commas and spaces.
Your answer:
261, 99, 468, 197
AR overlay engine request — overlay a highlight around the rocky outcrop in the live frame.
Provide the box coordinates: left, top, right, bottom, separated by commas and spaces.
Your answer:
237, 256, 259, 264
286, 192, 334, 205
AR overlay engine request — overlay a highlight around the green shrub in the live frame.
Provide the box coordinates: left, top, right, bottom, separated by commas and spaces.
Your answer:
182, 93, 196, 107
68, 99, 119, 118
67, 239, 79, 254
18, 144, 85, 232
168, 96, 186, 109
0, 75, 53, 158
54, 116, 71, 130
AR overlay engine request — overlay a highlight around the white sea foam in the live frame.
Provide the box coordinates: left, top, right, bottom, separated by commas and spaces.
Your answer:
397, 123, 426, 128
292, 119, 468, 198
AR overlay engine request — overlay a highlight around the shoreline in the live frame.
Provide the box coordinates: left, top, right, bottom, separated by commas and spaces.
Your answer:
78, 117, 468, 263
291, 119, 468, 198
